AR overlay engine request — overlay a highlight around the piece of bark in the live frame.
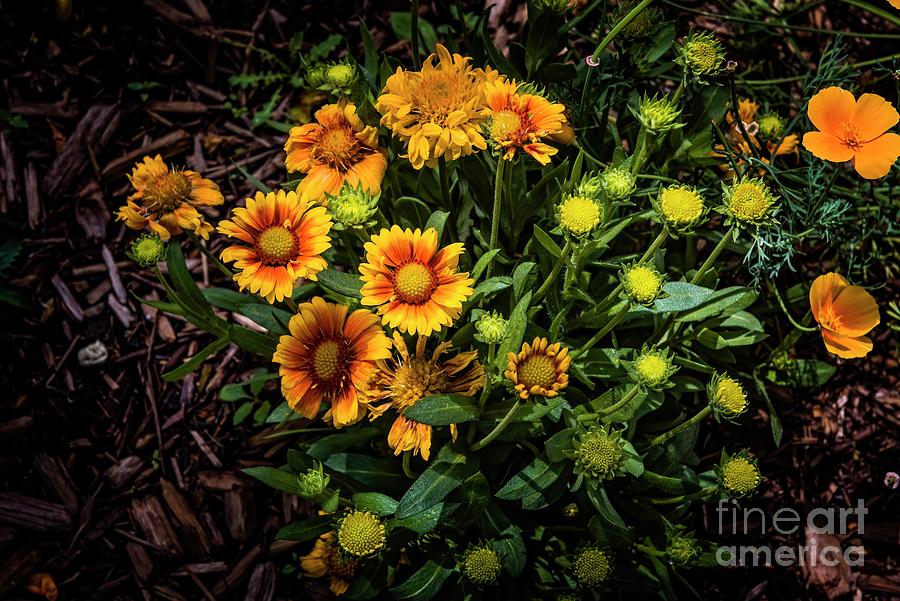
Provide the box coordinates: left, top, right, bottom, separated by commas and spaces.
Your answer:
160, 478, 211, 557
126, 541, 156, 582
198, 471, 244, 491
102, 244, 128, 304
43, 104, 119, 197
32, 453, 79, 515
224, 485, 256, 542
172, 561, 228, 576
0, 415, 32, 435
802, 527, 853, 600
75, 179, 110, 241
243, 562, 276, 601
50, 273, 85, 322
147, 101, 208, 114
25, 162, 40, 228
108, 293, 134, 328
200, 512, 226, 548
0, 549, 41, 596
0, 493, 72, 532
129, 496, 183, 558
0, 132, 16, 213
105, 455, 144, 488
100, 129, 190, 178
212, 545, 262, 598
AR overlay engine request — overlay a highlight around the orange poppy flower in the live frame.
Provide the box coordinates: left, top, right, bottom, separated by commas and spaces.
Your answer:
284, 98, 388, 203
273, 296, 391, 426
802, 87, 900, 179
809, 273, 880, 359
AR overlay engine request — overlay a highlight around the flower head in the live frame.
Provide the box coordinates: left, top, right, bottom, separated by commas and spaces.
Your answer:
377, 44, 499, 169
573, 426, 627, 480
621, 263, 665, 306
666, 526, 700, 566
678, 32, 726, 79
360, 226, 475, 336
336, 510, 387, 558
117, 155, 223, 240
364, 334, 484, 461
474, 310, 508, 344
217, 190, 333, 303
618, 2, 659, 40
301, 532, 359, 596
558, 194, 603, 237
285, 98, 388, 203
654, 184, 706, 233
718, 450, 761, 497
802, 86, 900, 179
127, 233, 166, 267
572, 545, 612, 588
321, 61, 358, 95
599, 165, 636, 201
629, 346, 677, 390
708, 372, 749, 420
273, 297, 391, 426
461, 544, 503, 585
482, 79, 567, 164
635, 95, 684, 134
505, 337, 570, 400
758, 113, 786, 138
327, 183, 379, 230
809, 272, 880, 359
720, 176, 778, 226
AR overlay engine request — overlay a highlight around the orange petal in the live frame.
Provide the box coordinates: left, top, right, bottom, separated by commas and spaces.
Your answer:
831, 284, 880, 336
852, 133, 900, 179
851, 93, 899, 141
821, 329, 873, 359
809, 272, 848, 324
807, 87, 856, 135
802, 131, 854, 163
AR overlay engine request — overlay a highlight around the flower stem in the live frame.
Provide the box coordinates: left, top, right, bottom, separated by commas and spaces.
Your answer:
402, 452, 416, 479
770, 280, 818, 332
650, 485, 717, 505
438, 156, 451, 211
410, 0, 421, 69
572, 303, 630, 360
596, 383, 641, 417
690, 225, 735, 284
470, 400, 522, 451
646, 404, 711, 447
533, 240, 572, 305
486, 158, 506, 280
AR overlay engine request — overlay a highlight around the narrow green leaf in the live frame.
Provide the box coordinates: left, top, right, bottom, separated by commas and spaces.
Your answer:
352, 492, 399, 516
317, 268, 363, 299
388, 559, 453, 601
162, 336, 229, 381
242, 466, 299, 495
495, 291, 532, 371
402, 394, 479, 426
471, 248, 500, 282
396, 446, 475, 519
275, 514, 332, 541
166, 242, 212, 317
533, 225, 561, 257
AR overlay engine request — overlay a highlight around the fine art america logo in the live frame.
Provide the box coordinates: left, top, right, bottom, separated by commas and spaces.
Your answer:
714, 500, 866, 567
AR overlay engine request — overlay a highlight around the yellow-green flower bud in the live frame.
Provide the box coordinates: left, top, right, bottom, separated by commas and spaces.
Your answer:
573, 545, 612, 587
127, 234, 166, 267
654, 184, 705, 233
461, 544, 502, 585
719, 451, 761, 497
721, 176, 778, 227
600, 166, 636, 201
757, 113, 785, 139
297, 461, 330, 499
532, 0, 575, 13
327, 184, 379, 229
573, 426, 625, 480
306, 63, 328, 88
474, 311, 508, 344
678, 32, 726, 79
631, 346, 677, 390
325, 63, 355, 88
621, 263, 665, 306
619, 3, 659, 41
336, 510, 387, 558
637, 95, 684, 134
558, 195, 602, 237
666, 531, 700, 566
708, 372, 749, 420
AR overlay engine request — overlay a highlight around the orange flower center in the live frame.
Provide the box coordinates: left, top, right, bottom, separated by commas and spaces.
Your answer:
257, 225, 297, 264
518, 354, 558, 390
313, 339, 344, 383
313, 126, 359, 170
840, 122, 862, 150
393, 262, 436, 304
144, 171, 192, 212
817, 305, 842, 332
490, 109, 523, 141
413, 70, 478, 123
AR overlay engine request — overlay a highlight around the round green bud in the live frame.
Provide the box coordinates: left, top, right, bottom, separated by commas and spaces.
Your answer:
336, 510, 387, 558
325, 63, 356, 88
600, 166, 636, 201
461, 545, 503, 585
720, 453, 761, 497
621, 263, 665, 306
474, 311, 508, 344
573, 546, 611, 588
573, 427, 624, 480
297, 462, 330, 499
127, 234, 166, 267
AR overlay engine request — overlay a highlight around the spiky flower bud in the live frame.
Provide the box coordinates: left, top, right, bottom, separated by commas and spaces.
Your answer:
718, 450, 761, 497
336, 510, 387, 558
630, 346, 678, 390
757, 113, 785, 139
636, 95, 684, 134
573, 426, 626, 480
474, 311, 509, 344
305, 63, 328, 88
327, 184, 379, 230
721, 176, 778, 227
461, 544, 503, 585
621, 263, 666, 306
599, 166, 636, 201
572, 545, 612, 588
654, 184, 706, 234
666, 527, 701, 566
532, 0, 576, 13
678, 32, 726, 80
708, 372, 749, 420
297, 461, 330, 499
127, 234, 166, 267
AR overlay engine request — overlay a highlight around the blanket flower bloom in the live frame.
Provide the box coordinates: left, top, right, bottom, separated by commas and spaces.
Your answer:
360, 226, 474, 336
505, 337, 570, 399
482, 79, 567, 164
273, 297, 391, 426
117, 155, 223, 240
300, 532, 359, 596
285, 99, 388, 203
809, 272, 880, 359
376, 44, 499, 169
364, 334, 484, 461
802, 86, 900, 179
217, 190, 332, 303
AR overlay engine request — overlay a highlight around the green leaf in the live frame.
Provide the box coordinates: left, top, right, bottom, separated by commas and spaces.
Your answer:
162, 336, 229, 381
359, 20, 379, 92
425, 211, 450, 240
495, 291, 531, 371
495, 456, 564, 510
242, 466, 299, 495
220, 382, 249, 402
478, 503, 526, 576
401, 394, 479, 426
229, 325, 278, 356
308, 428, 379, 458
166, 242, 213, 318
388, 502, 450, 534
388, 559, 453, 601
324, 453, 407, 491
232, 402, 254, 425
275, 514, 333, 541
396, 446, 476, 519
317, 268, 363, 299
238, 303, 292, 334
763, 359, 835, 389
533, 225, 561, 257
203, 287, 251, 312
511, 261, 536, 301
352, 492, 399, 517
471, 249, 500, 282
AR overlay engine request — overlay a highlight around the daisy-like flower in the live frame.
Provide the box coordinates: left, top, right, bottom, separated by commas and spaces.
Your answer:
285, 98, 388, 203
217, 190, 333, 303
809, 272, 880, 359
505, 337, 570, 400
376, 44, 500, 170
364, 334, 485, 461
558, 194, 603, 237
572, 545, 612, 588
482, 79, 567, 164
707, 372, 749, 420
273, 297, 391, 427
802, 86, 900, 179
117, 155, 223, 240
360, 226, 475, 336
300, 532, 359, 596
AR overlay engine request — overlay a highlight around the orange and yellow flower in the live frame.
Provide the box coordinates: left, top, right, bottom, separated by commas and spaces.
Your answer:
714, 98, 798, 175
217, 190, 332, 303
364, 334, 484, 460
802, 86, 900, 179
809, 272, 880, 359
376, 44, 501, 169
482, 79, 567, 164
360, 226, 475, 336
117, 155, 223, 240
300, 532, 359, 596
273, 297, 391, 426
505, 337, 570, 399
285, 99, 388, 204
